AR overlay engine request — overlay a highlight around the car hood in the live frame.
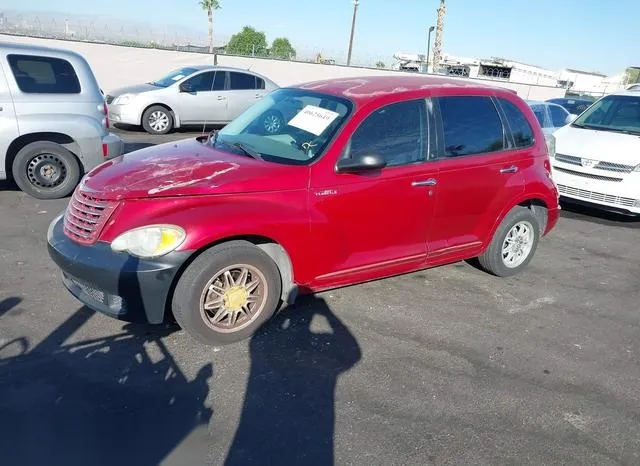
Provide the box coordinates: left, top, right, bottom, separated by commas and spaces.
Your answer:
107, 83, 160, 97
81, 138, 308, 200
554, 125, 640, 167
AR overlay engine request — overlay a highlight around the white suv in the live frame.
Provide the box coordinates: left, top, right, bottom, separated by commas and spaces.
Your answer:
550, 90, 640, 216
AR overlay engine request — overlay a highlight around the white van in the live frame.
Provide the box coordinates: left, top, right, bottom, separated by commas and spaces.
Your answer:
550, 89, 640, 216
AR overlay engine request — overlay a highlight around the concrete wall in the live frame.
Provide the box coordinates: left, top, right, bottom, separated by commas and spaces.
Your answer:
1, 34, 566, 100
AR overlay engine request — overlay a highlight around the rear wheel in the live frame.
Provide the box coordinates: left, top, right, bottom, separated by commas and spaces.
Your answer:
142, 105, 174, 135
172, 241, 282, 345
11, 141, 80, 199
477, 206, 541, 277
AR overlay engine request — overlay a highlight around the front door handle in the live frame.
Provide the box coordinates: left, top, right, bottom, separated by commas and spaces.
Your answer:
217, 96, 226, 101
500, 166, 518, 174
412, 178, 437, 187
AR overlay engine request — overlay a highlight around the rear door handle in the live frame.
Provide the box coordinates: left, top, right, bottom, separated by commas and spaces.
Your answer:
500, 166, 518, 174
412, 178, 437, 187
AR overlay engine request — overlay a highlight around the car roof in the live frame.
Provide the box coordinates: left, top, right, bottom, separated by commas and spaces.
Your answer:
180, 64, 276, 84
610, 89, 640, 97
0, 41, 86, 61
293, 74, 510, 104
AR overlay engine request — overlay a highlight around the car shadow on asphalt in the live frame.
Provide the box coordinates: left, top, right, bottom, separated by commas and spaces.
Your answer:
225, 296, 362, 466
0, 305, 213, 466
560, 201, 640, 229
0, 180, 20, 193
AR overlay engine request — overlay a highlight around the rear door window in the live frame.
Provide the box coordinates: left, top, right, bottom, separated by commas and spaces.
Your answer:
229, 72, 257, 90
7, 54, 81, 94
497, 98, 535, 147
437, 96, 506, 157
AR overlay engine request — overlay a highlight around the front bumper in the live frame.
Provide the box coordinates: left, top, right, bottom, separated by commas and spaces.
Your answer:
107, 103, 141, 126
551, 165, 640, 215
102, 132, 124, 160
47, 214, 192, 324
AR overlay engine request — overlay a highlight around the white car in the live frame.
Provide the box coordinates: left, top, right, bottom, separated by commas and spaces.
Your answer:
526, 100, 576, 137
550, 90, 640, 216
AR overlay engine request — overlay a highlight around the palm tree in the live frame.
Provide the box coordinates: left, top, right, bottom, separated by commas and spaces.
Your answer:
199, 0, 221, 54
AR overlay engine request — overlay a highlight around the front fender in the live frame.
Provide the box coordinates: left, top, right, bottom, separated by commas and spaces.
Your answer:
99, 192, 313, 283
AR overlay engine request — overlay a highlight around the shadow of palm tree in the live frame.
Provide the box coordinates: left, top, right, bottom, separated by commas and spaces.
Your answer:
225, 296, 362, 466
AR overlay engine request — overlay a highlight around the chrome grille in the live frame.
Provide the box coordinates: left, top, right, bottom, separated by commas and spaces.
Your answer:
63, 188, 118, 244
553, 166, 623, 182
555, 153, 635, 173
557, 184, 636, 207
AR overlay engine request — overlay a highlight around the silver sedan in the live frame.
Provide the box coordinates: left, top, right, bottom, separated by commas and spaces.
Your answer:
106, 65, 279, 135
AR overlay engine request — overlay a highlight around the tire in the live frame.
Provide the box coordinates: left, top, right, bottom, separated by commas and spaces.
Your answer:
11, 141, 81, 200
172, 240, 282, 346
261, 109, 284, 135
142, 105, 174, 135
477, 206, 541, 277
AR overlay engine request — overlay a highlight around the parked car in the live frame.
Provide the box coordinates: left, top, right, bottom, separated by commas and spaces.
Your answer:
526, 100, 576, 136
47, 75, 560, 346
0, 42, 124, 199
105, 65, 279, 135
546, 97, 593, 115
550, 89, 640, 216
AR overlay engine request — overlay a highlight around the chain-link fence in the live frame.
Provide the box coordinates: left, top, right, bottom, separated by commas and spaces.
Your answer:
0, 9, 391, 69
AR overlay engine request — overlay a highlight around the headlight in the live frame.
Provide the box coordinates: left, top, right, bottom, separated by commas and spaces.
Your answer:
113, 93, 134, 105
634, 164, 640, 172
111, 225, 186, 258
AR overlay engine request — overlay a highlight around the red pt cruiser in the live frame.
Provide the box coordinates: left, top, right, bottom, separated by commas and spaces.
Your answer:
47, 75, 560, 345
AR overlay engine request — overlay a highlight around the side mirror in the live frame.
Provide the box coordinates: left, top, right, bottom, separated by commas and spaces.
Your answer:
179, 82, 193, 93
565, 113, 578, 125
336, 153, 387, 173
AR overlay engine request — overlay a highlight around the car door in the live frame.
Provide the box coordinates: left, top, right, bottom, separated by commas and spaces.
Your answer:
226, 71, 263, 120
425, 94, 525, 262
308, 98, 437, 288
0, 58, 19, 180
176, 70, 227, 123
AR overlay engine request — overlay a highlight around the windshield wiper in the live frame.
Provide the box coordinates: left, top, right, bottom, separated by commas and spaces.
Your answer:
232, 142, 263, 161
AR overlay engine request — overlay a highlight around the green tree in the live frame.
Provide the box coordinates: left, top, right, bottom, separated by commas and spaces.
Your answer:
199, 0, 221, 54
225, 26, 268, 56
375, 61, 385, 69
270, 37, 296, 59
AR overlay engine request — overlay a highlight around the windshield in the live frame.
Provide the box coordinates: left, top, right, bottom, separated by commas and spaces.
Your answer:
149, 67, 198, 87
212, 88, 353, 165
572, 94, 640, 135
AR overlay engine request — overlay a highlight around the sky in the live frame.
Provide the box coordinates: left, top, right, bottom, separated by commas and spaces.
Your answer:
3, 0, 637, 75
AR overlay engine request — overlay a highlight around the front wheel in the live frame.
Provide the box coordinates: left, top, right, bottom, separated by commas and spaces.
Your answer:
477, 206, 541, 277
172, 241, 282, 346
142, 105, 174, 135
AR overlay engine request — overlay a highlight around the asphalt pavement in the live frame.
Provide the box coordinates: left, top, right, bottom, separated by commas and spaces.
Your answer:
1, 127, 639, 465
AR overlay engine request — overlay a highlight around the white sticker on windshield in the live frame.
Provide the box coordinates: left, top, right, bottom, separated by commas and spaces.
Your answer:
287, 105, 340, 136
171, 74, 185, 81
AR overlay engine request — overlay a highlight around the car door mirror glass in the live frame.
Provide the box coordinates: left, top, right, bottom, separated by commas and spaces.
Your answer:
179, 82, 194, 93
336, 153, 387, 173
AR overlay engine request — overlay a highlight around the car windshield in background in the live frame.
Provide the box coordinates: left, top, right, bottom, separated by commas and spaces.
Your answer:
572, 94, 640, 135
212, 88, 353, 165
149, 67, 199, 87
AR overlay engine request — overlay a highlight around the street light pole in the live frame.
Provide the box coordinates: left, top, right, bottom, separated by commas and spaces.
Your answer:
426, 26, 435, 73
346, 0, 360, 67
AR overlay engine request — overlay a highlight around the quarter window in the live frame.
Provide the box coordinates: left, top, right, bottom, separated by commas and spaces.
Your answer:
347, 99, 426, 167
8, 54, 81, 94
438, 96, 506, 157
498, 98, 535, 147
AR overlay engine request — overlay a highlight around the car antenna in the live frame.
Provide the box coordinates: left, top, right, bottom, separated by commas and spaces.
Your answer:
201, 66, 218, 137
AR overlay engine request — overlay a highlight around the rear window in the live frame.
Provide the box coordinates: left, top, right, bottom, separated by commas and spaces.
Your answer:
8, 54, 81, 94
498, 98, 535, 147
437, 96, 506, 157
